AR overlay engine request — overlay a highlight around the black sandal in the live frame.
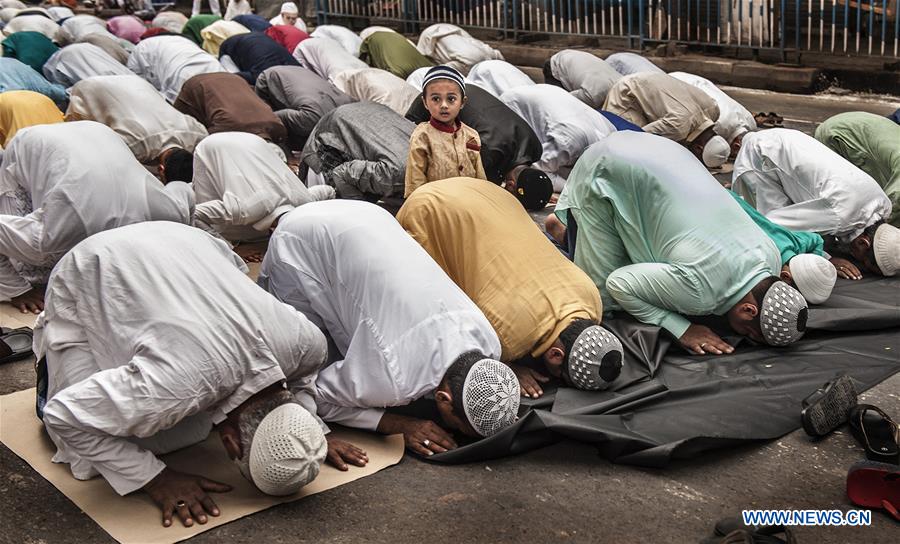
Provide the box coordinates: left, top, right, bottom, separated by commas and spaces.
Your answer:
849, 404, 900, 464
800, 373, 857, 437
700, 516, 797, 543
0, 327, 33, 364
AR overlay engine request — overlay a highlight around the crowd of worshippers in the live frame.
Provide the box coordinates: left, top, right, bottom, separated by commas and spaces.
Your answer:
2, 1, 900, 529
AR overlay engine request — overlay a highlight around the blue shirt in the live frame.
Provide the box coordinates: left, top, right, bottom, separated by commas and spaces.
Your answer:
0, 58, 67, 109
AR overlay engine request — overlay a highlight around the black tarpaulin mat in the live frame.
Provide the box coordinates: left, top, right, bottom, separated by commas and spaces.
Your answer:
428, 277, 900, 467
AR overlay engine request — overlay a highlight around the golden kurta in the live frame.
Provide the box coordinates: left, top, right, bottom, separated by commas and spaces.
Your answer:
0, 90, 64, 147
404, 119, 487, 197
398, 177, 602, 361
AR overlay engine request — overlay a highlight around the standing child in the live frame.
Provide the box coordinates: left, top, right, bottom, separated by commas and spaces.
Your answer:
404, 65, 487, 197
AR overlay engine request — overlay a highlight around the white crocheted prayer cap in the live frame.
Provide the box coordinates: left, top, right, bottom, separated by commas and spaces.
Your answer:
249, 403, 326, 496
462, 359, 520, 437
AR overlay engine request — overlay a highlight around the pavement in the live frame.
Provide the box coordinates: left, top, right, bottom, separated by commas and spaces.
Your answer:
2, 89, 900, 544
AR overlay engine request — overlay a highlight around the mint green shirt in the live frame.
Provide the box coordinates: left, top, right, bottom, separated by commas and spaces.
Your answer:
556, 132, 781, 338
815, 112, 900, 227
728, 190, 825, 263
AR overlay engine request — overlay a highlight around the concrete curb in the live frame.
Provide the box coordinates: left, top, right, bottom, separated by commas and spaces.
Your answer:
487, 42, 822, 94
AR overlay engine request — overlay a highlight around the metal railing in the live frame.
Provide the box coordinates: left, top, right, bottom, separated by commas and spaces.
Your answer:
315, 0, 900, 57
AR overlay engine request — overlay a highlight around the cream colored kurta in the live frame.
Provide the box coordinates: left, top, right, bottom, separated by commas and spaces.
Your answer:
65, 75, 208, 162
604, 72, 720, 144
404, 120, 486, 197
0, 90, 63, 147
398, 178, 601, 361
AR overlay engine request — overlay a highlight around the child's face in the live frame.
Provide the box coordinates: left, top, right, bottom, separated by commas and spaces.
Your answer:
423, 80, 465, 124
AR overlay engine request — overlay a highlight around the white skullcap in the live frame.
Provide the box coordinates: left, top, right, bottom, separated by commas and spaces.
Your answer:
462, 359, 520, 437
873, 223, 900, 277
567, 325, 624, 391
701, 135, 730, 168
789, 254, 836, 304
249, 403, 326, 496
759, 281, 808, 346
280, 2, 299, 14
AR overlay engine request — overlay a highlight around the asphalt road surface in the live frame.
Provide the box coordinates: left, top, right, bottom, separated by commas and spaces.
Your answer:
1, 87, 898, 544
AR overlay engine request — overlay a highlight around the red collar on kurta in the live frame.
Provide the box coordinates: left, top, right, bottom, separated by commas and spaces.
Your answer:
429, 117, 461, 133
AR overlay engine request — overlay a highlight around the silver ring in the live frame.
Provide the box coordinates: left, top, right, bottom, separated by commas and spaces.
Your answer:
423, 439, 430, 447
700, 342, 708, 348
176, 500, 186, 508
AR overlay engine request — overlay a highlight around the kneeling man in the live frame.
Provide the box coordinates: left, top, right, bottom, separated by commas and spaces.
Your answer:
259, 201, 520, 456
558, 131, 809, 353
38, 222, 365, 528
398, 178, 624, 398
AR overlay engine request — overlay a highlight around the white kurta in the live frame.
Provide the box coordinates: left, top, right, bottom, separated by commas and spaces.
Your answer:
669, 71, 757, 143
335, 68, 420, 115
1, 13, 58, 38
466, 60, 535, 98
258, 200, 501, 430
605, 52, 665, 76
0, 121, 194, 300
550, 50, 622, 110
37, 221, 328, 496
42, 44, 133, 88
127, 36, 225, 103
192, 131, 314, 240
66, 75, 208, 163
292, 37, 367, 83
310, 25, 362, 57
733, 128, 892, 242
55, 15, 118, 46
501, 84, 616, 191
150, 11, 188, 34
415, 23, 503, 74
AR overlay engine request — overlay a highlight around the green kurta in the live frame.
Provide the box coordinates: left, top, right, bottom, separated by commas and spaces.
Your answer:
815, 112, 900, 227
359, 31, 433, 79
181, 14, 222, 45
2, 31, 59, 74
728, 190, 825, 264
556, 131, 781, 338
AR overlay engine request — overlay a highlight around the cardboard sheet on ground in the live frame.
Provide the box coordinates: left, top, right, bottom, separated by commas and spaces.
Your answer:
0, 302, 38, 329
0, 388, 404, 544
428, 277, 900, 466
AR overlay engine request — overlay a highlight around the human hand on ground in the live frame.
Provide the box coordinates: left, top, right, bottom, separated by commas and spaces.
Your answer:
10, 286, 44, 314
829, 257, 862, 280
679, 324, 734, 355
143, 468, 232, 528
325, 436, 369, 471
509, 363, 549, 398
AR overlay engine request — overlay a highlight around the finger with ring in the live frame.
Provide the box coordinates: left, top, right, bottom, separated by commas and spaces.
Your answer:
176, 500, 186, 508
700, 342, 708, 348
423, 439, 430, 447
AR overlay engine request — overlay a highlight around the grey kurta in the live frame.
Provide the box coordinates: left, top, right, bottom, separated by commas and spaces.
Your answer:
255, 65, 357, 150
301, 102, 413, 200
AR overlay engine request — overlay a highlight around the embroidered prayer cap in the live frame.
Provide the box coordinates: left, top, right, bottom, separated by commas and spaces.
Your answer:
462, 359, 520, 437
422, 65, 466, 97
873, 223, 900, 277
759, 281, 808, 346
280, 2, 299, 14
249, 403, 326, 495
565, 325, 624, 391
701, 135, 730, 168
515, 167, 553, 211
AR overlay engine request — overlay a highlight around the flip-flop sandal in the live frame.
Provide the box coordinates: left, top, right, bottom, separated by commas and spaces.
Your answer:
700, 517, 797, 544
846, 460, 900, 521
0, 327, 33, 364
767, 112, 784, 126
849, 404, 900, 464
800, 373, 857, 437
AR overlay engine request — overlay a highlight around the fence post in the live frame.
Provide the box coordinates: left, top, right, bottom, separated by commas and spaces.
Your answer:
638, 0, 645, 49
